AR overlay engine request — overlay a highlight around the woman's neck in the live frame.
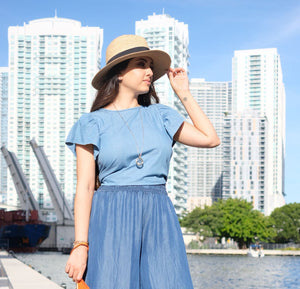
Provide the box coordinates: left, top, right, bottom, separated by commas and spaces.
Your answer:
107, 94, 139, 110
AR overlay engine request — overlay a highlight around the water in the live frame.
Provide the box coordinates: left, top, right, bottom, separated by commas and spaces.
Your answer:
15, 252, 300, 289
188, 254, 300, 289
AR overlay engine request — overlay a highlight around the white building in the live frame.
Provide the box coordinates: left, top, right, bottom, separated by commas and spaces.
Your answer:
187, 79, 231, 212
222, 112, 268, 213
231, 48, 285, 215
0, 67, 8, 202
7, 17, 103, 220
136, 13, 189, 216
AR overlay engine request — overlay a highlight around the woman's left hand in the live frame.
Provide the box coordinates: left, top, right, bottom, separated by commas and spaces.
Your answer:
167, 67, 189, 96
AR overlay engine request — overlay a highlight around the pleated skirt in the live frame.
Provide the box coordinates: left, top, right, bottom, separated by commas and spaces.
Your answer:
85, 185, 194, 289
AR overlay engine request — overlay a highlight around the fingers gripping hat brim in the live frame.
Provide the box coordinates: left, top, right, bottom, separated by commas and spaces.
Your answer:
91, 35, 171, 90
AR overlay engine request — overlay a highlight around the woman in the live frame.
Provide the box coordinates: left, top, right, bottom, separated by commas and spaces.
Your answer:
65, 34, 220, 289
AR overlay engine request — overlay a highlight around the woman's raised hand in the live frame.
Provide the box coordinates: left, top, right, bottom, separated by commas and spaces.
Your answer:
167, 67, 189, 96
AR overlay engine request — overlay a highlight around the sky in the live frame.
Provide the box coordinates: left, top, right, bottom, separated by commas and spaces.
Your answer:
0, 0, 299, 204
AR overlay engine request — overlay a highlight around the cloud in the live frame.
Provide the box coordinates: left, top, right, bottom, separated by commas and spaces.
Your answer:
244, 4, 300, 48
277, 15, 300, 41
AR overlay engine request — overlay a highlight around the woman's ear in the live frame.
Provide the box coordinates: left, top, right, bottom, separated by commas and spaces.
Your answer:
118, 75, 123, 81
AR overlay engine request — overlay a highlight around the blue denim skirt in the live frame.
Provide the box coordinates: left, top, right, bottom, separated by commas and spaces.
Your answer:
85, 185, 194, 289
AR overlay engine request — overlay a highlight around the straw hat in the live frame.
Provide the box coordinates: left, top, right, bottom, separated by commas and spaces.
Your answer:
92, 34, 171, 89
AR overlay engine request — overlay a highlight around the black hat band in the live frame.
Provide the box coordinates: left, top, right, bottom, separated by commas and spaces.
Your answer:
107, 46, 150, 64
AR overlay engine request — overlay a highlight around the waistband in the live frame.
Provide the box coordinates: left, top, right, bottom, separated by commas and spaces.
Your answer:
97, 184, 167, 194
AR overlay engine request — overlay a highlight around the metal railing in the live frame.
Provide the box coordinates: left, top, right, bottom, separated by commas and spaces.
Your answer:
261, 242, 300, 250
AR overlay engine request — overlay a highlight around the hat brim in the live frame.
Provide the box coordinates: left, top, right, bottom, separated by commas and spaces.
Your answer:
92, 50, 171, 90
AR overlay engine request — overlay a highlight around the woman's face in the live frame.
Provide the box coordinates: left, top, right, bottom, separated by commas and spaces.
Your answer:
118, 57, 154, 97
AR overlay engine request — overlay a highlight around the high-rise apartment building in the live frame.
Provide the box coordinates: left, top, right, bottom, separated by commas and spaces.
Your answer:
7, 17, 103, 220
187, 79, 231, 211
0, 67, 8, 202
222, 112, 268, 213
136, 13, 189, 216
231, 48, 285, 215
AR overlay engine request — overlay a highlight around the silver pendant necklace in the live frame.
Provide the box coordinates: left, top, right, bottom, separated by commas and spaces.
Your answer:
113, 104, 144, 169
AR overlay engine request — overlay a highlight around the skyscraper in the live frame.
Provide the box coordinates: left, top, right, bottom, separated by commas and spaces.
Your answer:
135, 13, 189, 216
7, 17, 103, 220
231, 48, 285, 215
188, 79, 231, 211
0, 67, 8, 202
222, 111, 268, 213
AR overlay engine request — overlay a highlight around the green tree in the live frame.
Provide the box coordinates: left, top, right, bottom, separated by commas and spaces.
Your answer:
217, 198, 275, 248
270, 203, 300, 243
180, 198, 276, 249
180, 205, 223, 238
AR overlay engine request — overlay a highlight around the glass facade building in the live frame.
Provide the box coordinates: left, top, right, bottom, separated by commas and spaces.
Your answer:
187, 79, 231, 211
136, 13, 189, 216
7, 17, 103, 220
231, 48, 285, 215
222, 112, 268, 212
0, 67, 8, 203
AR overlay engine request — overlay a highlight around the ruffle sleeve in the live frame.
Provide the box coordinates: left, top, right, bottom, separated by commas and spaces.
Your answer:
65, 113, 100, 159
156, 103, 185, 140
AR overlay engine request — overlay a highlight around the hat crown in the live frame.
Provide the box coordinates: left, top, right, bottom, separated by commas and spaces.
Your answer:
106, 35, 150, 64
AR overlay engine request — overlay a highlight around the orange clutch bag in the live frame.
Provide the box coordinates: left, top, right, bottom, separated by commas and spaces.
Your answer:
77, 279, 89, 289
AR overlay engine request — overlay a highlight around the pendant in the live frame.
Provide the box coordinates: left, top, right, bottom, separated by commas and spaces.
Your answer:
136, 156, 144, 168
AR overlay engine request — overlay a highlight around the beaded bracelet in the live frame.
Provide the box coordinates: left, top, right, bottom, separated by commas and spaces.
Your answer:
71, 242, 89, 254
73, 240, 89, 247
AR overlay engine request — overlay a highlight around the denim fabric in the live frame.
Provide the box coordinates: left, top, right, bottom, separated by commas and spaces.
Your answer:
65, 104, 185, 186
85, 185, 194, 289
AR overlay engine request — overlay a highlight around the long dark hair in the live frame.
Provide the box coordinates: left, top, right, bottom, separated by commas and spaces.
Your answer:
90, 59, 160, 112
92, 58, 160, 190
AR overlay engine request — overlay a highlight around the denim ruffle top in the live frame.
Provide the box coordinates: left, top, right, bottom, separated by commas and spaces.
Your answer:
66, 104, 185, 186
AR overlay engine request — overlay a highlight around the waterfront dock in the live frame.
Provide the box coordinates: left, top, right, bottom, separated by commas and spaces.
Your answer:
0, 249, 299, 289
186, 248, 300, 256
0, 251, 62, 289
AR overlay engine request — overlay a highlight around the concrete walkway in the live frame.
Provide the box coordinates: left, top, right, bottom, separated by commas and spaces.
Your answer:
0, 251, 62, 289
